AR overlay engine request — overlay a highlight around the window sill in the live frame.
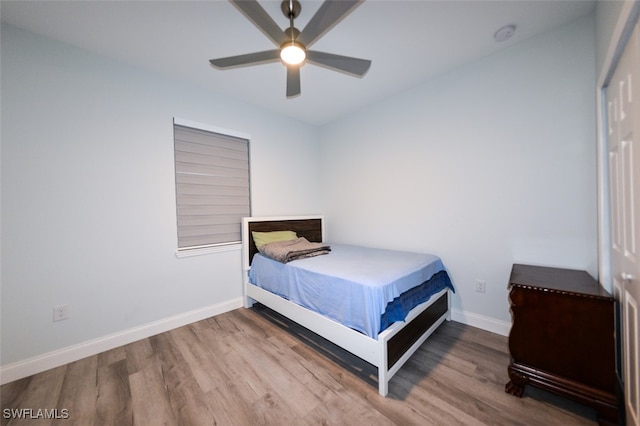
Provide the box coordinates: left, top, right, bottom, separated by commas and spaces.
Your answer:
175, 243, 241, 258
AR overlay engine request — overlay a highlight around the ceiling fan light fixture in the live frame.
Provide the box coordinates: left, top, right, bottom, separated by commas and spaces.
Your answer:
280, 42, 306, 65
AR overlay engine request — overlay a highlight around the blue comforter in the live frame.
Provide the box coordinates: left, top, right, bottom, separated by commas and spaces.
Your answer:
248, 244, 454, 338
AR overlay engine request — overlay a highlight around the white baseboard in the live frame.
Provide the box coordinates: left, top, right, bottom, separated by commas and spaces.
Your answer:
0, 298, 243, 385
451, 308, 512, 337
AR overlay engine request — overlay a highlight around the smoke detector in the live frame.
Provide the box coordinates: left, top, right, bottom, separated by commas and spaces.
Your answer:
494, 25, 516, 42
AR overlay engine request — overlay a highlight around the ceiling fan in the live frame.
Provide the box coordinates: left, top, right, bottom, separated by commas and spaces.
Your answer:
209, 0, 371, 98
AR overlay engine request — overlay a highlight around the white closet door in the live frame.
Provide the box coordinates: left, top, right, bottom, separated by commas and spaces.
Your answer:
607, 17, 640, 426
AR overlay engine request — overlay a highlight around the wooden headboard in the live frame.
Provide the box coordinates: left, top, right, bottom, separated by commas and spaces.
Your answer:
242, 215, 324, 270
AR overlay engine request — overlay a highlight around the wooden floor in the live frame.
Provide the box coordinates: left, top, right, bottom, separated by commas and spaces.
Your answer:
1, 304, 598, 425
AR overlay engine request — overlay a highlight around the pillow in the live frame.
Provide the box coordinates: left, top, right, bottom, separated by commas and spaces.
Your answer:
252, 230, 298, 250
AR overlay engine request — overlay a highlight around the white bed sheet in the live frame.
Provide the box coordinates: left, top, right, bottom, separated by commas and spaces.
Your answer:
248, 244, 446, 338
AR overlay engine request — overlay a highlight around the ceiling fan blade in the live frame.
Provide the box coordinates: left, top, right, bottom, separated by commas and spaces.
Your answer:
230, 0, 289, 46
307, 50, 371, 77
286, 66, 301, 98
210, 50, 280, 69
297, 0, 364, 48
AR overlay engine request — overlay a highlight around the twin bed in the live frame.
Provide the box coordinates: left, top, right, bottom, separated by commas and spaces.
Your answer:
241, 215, 454, 396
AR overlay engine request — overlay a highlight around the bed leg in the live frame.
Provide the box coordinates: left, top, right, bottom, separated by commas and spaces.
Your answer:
378, 379, 388, 397
244, 295, 255, 308
378, 347, 389, 396
243, 271, 255, 308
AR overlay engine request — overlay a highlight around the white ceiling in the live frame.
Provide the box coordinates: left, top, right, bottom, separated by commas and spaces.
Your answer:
1, 0, 595, 126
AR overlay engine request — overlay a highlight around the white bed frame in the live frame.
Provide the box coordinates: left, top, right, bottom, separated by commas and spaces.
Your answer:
242, 215, 452, 396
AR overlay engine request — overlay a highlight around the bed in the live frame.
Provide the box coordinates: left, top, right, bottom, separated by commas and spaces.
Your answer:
241, 215, 454, 396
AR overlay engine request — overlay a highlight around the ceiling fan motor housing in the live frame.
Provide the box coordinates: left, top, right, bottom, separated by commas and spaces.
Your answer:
284, 27, 301, 40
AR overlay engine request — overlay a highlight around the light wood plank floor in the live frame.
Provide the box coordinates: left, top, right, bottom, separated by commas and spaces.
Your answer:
1, 304, 598, 425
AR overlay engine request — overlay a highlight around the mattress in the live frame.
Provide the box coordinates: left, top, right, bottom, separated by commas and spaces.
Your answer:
248, 244, 454, 338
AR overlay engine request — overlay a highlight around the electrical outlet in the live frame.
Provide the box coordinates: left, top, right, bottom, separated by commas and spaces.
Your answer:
475, 280, 486, 293
53, 304, 69, 321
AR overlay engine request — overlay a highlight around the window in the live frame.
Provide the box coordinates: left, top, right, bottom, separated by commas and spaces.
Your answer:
173, 119, 250, 252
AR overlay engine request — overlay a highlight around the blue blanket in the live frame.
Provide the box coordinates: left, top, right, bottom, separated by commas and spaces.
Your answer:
248, 244, 454, 338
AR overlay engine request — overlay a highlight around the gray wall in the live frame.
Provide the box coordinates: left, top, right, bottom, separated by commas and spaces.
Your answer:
319, 15, 597, 332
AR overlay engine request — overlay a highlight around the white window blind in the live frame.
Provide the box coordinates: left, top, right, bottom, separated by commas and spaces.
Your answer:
174, 123, 250, 250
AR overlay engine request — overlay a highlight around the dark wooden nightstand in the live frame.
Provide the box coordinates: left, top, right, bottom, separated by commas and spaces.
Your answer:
505, 264, 622, 425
